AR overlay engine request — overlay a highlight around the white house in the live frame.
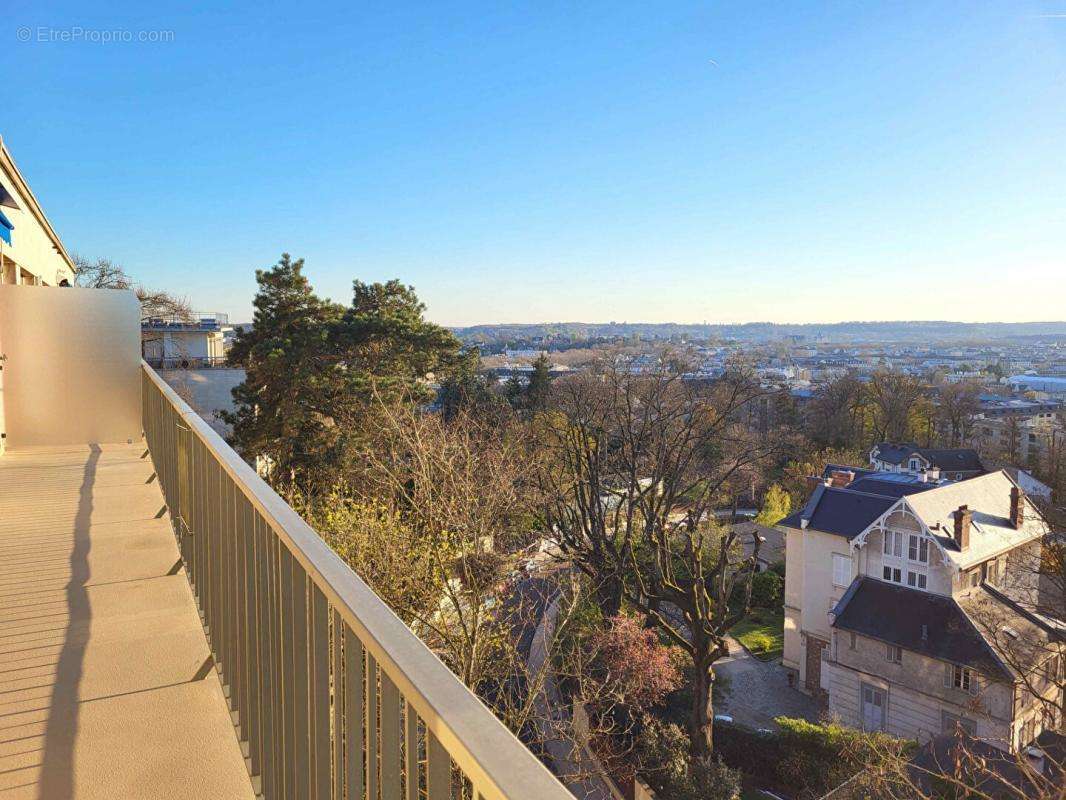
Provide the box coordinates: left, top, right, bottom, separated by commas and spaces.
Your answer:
780, 469, 1062, 752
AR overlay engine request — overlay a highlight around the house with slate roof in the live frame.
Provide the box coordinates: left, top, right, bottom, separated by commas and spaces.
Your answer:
869, 442, 987, 481
779, 467, 1063, 752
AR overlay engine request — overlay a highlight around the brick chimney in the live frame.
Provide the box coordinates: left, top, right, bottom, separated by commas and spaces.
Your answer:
953, 505, 972, 551
829, 469, 855, 488
1010, 486, 1025, 529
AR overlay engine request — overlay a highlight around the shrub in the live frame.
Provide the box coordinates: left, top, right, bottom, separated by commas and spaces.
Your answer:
635, 719, 741, 800
743, 631, 775, 654
750, 570, 783, 608
711, 721, 778, 780
769, 559, 786, 578
635, 717, 690, 791
552, 589, 604, 700
673, 756, 742, 800
774, 717, 877, 799
593, 614, 682, 711
712, 717, 903, 800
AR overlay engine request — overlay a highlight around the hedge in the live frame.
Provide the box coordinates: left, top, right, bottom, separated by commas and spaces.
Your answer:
713, 717, 904, 800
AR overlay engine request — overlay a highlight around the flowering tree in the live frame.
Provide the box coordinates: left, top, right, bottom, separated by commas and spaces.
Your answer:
593, 613, 681, 712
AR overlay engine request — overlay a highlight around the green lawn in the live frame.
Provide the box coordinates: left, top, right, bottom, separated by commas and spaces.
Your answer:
732, 607, 784, 662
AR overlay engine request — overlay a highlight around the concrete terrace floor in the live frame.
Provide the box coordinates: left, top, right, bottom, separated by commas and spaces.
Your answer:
0, 444, 255, 800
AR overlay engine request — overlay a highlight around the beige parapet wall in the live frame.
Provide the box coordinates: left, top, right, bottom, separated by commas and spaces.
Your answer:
0, 285, 141, 448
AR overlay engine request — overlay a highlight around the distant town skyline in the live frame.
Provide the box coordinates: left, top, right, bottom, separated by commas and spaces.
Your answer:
6, 1, 1065, 325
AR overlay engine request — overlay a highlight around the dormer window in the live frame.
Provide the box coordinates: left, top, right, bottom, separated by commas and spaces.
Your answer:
909, 458, 920, 471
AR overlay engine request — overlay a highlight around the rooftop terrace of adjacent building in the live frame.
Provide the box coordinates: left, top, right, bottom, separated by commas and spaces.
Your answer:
141, 311, 230, 330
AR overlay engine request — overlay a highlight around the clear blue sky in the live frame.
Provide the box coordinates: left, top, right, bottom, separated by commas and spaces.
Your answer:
5, 2, 1065, 325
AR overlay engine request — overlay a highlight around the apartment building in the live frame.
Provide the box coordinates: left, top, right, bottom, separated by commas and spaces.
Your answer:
142, 311, 231, 367
1009, 375, 1066, 400
971, 412, 1065, 471
780, 469, 1063, 752
0, 136, 76, 286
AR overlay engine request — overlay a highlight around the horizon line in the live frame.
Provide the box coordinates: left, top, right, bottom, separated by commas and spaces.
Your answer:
444, 319, 1066, 329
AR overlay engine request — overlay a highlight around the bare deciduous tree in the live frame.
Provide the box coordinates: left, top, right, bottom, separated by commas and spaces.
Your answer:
73, 254, 192, 321
539, 360, 783, 756
935, 381, 983, 447
309, 398, 617, 784
840, 729, 1064, 800
808, 373, 868, 450
351, 397, 535, 690
867, 370, 929, 444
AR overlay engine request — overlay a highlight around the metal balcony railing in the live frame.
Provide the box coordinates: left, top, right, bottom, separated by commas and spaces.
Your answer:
145, 354, 230, 369
141, 362, 571, 800
142, 311, 230, 329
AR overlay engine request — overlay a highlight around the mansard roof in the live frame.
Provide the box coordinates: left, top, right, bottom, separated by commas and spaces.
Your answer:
831, 578, 1011, 679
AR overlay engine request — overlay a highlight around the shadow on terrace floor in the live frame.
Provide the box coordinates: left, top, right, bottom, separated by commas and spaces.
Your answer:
0, 443, 254, 800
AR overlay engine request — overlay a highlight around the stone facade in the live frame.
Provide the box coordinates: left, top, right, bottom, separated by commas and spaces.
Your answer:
828, 631, 1014, 748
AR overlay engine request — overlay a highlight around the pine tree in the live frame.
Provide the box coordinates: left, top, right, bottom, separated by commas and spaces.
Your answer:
504, 374, 525, 410
438, 348, 504, 422
331, 279, 462, 405
224, 254, 344, 492
526, 353, 553, 414
225, 264, 464, 494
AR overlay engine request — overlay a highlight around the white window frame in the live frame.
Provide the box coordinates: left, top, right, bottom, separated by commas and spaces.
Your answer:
832, 553, 852, 588
887, 644, 902, 664
884, 529, 929, 590
951, 664, 978, 695
907, 534, 929, 565
883, 530, 904, 558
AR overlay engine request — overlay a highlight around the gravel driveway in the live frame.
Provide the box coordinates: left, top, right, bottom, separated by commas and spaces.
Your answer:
714, 636, 824, 730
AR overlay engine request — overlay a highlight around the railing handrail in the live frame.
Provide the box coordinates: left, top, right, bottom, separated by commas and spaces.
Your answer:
146, 355, 230, 368
142, 311, 229, 327
141, 361, 571, 800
